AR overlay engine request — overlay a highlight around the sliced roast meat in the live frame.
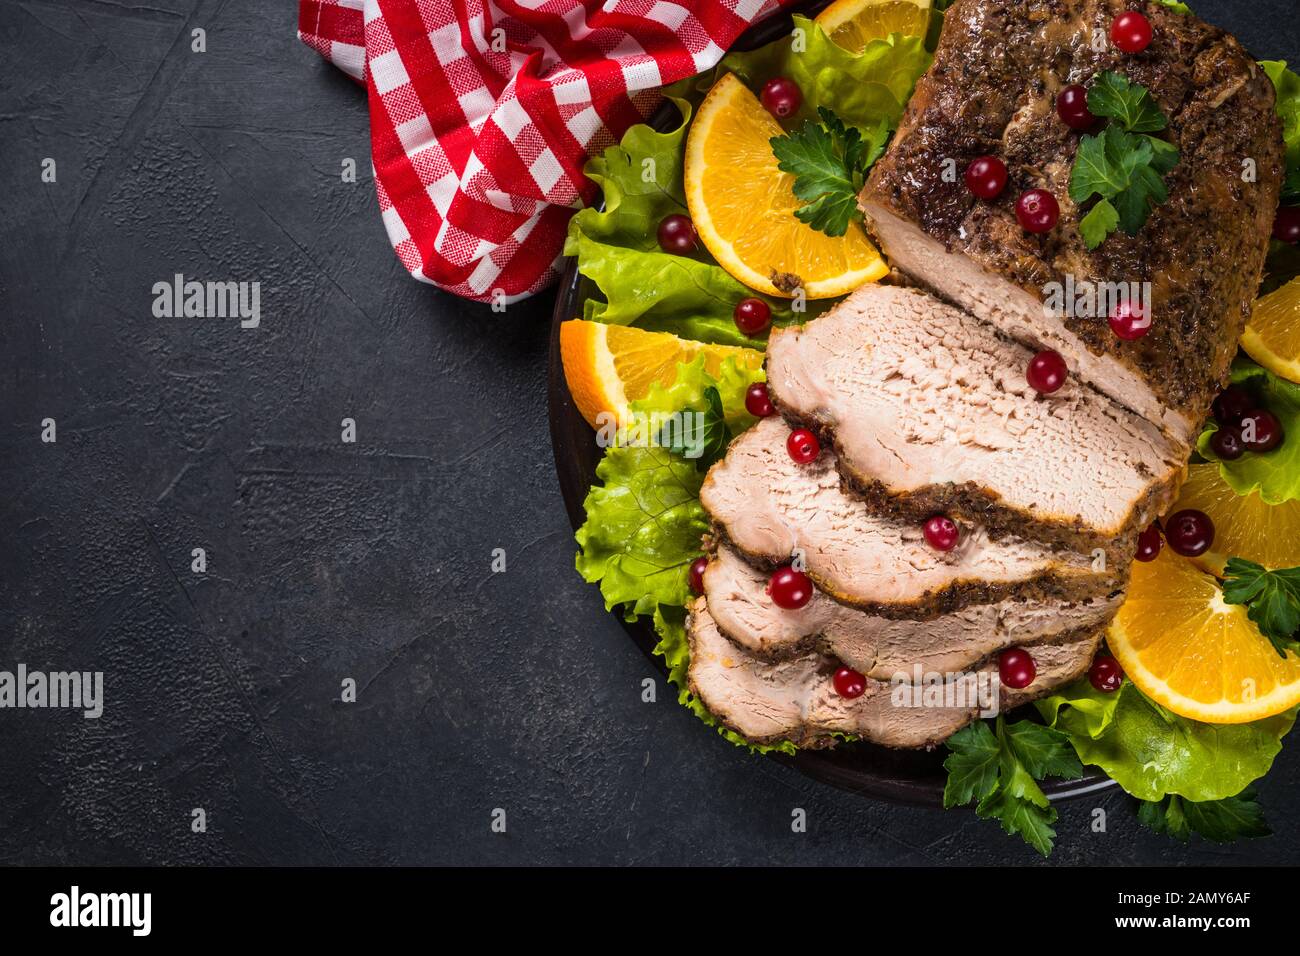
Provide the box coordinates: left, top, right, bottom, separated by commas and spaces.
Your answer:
860, 0, 1283, 443
765, 284, 1187, 551
687, 598, 1103, 749
700, 417, 1117, 616
704, 542, 1123, 679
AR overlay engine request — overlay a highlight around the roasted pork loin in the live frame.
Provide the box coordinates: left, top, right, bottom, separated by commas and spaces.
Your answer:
700, 417, 1119, 615
703, 543, 1122, 679
765, 284, 1187, 552
688, 598, 1104, 749
674, 0, 1282, 753
861, 0, 1283, 442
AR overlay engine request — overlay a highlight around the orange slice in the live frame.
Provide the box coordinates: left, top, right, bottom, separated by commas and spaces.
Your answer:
816, 0, 932, 53
559, 319, 763, 428
683, 73, 889, 299
1241, 276, 1300, 384
1168, 462, 1300, 577
1108, 547, 1300, 723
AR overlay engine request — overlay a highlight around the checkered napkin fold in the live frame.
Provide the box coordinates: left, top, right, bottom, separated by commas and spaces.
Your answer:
298, 0, 791, 303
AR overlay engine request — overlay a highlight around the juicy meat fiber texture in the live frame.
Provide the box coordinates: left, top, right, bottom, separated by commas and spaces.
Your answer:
703, 542, 1122, 679
687, 598, 1104, 749
699, 417, 1119, 614
861, 0, 1283, 442
766, 283, 1187, 551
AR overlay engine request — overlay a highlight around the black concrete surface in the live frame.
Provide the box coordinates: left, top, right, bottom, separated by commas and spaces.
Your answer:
1, 0, 1298, 866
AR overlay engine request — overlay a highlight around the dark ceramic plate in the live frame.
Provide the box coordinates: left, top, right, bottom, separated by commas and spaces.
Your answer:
546, 4, 1117, 808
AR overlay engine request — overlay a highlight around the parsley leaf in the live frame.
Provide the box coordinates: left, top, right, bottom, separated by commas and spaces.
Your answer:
943, 716, 1081, 857
1069, 125, 1152, 203
770, 107, 889, 237
1221, 558, 1300, 657
1137, 789, 1271, 844
1145, 135, 1180, 174
697, 386, 731, 465
1137, 792, 1190, 840
656, 385, 731, 468
1113, 163, 1170, 235
1068, 78, 1179, 250
1087, 71, 1168, 133
1079, 199, 1120, 248
942, 722, 1001, 807
1002, 720, 1085, 780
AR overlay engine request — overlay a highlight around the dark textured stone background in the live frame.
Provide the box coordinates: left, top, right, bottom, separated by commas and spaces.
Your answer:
1, 0, 1297, 866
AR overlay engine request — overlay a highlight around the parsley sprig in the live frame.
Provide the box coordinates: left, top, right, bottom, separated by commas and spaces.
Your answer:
1137, 788, 1271, 843
1069, 71, 1181, 250
943, 716, 1082, 857
657, 385, 731, 469
1221, 558, 1300, 658
770, 107, 890, 238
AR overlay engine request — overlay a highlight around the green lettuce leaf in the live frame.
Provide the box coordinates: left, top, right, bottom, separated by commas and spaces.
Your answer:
574, 444, 708, 621
722, 14, 931, 131
1197, 358, 1300, 504
631, 353, 762, 434
1035, 679, 1296, 802
564, 97, 788, 348
567, 96, 693, 251
571, 232, 788, 347
577, 357, 788, 752
576, 355, 763, 620
1261, 60, 1300, 202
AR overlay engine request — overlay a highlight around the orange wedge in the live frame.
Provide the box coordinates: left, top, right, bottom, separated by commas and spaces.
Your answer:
559, 320, 763, 428
1108, 547, 1300, 723
1168, 463, 1300, 577
683, 73, 889, 299
816, 0, 932, 53
1241, 276, 1300, 384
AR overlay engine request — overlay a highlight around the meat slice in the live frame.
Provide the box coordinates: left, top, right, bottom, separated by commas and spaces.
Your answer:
860, 0, 1283, 442
700, 417, 1117, 615
687, 598, 1103, 749
765, 284, 1187, 551
704, 542, 1122, 679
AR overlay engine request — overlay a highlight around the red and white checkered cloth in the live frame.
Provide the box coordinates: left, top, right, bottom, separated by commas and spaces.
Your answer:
298, 0, 792, 303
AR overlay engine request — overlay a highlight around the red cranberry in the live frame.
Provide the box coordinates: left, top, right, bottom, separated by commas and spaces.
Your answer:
964, 156, 1009, 200
657, 214, 697, 253
999, 649, 1037, 689
733, 297, 772, 335
744, 382, 776, 418
688, 557, 708, 595
1016, 188, 1060, 233
1240, 409, 1284, 452
768, 565, 813, 610
787, 428, 820, 464
1135, 524, 1162, 562
1209, 425, 1245, 461
1056, 84, 1097, 130
1027, 349, 1068, 394
1275, 207, 1300, 244
1109, 299, 1151, 340
1088, 655, 1124, 693
1212, 384, 1254, 426
1165, 509, 1215, 558
833, 666, 867, 699
760, 77, 802, 119
922, 515, 960, 552
1111, 10, 1153, 53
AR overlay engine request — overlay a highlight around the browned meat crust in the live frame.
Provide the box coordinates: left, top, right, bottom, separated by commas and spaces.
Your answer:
862, 0, 1284, 432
